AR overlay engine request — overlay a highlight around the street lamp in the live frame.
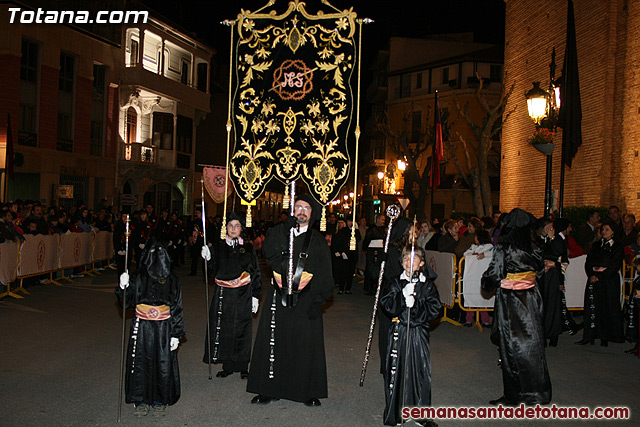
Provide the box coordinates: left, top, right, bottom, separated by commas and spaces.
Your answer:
525, 48, 561, 217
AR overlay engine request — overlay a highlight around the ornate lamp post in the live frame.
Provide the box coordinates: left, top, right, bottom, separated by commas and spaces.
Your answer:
525, 49, 561, 217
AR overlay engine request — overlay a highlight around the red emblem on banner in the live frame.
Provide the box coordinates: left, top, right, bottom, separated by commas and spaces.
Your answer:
37, 240, 46, 270
73, 238, 81, 262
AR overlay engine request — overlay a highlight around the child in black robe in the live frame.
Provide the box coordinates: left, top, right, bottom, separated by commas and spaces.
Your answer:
381, 246, 442, 427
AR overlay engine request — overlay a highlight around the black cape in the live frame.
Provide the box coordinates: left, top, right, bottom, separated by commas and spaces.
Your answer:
204, 239, 262, 370
247, 223, 334, 401
381, 271, 442, 426
583, 238, 624, 342
115, 271, 184, 406
481, 242, 552, 405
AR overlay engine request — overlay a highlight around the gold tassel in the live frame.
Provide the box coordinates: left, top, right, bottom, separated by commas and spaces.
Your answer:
283, 182, 290, 210
350, 227, 356, 251
320, 205, 326, 232
246, 205, 252, 228
220, 214, 227, 239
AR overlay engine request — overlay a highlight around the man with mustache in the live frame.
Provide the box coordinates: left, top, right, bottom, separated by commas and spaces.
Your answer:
247, 195, 333, 407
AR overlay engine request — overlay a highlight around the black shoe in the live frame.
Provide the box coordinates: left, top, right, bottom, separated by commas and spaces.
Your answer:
463, 322, 472, 327
241, 370, 249, 379
251, 395, 277, 404
337, 291, 343, 295
489, 396, 512, 406
601, 340, 608, 347
569, 329, 579, 335
304, 398, 321, 407
418, 420, 439, 427
624, 346, 639, 355
575, 338, 594, 345
345, 290, 352, 294
216, 370, 233, 378
549, 336, 558, 347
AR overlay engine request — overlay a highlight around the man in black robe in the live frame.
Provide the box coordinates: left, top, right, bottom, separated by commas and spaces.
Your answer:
247, 195, 333, 406
115, 238, 184, 416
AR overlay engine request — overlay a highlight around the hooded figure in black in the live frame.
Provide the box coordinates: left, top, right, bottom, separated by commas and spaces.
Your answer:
481, 208, 551, 406
381, 246, 441, 426
202, 212, 262, 377
248, 194, 333, 406
115, 238, 184, 415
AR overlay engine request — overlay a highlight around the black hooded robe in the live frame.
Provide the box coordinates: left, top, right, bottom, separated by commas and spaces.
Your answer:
481, 210, 551, 405
583, 239, 624, 343
381, 271, 441, 426
247, 222, 334, 401
203, 239, 262, 372
115, 241, 184, 406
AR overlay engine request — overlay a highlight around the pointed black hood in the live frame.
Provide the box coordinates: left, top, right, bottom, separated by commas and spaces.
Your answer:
140, 238, 171, 281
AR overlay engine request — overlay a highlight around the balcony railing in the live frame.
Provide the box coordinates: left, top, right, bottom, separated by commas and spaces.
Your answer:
122, 143, 156, 163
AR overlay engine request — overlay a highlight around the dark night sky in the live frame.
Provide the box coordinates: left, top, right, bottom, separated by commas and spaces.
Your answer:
140, 0, 506, 63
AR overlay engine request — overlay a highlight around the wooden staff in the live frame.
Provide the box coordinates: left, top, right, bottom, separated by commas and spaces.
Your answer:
359, 204, 400, 386
401, 215, 417, 425
117, 215, 130, 422
201, 179, 213, 380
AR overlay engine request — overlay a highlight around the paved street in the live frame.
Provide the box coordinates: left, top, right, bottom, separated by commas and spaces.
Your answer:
1, 257, 638, 427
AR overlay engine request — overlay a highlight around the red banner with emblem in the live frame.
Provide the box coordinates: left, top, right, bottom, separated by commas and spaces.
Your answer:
204, 166, 233, 204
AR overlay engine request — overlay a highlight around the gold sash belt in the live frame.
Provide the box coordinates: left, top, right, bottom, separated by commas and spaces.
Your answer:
501, 271, 536, 290
215, 271, 251, 288
135, 304, 170, 320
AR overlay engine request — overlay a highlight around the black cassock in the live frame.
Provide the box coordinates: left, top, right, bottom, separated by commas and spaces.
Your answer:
203, 239, 262, 372
583, 238, 624, 342
381, 271, 442, 426
481, 243, 552, 405
539, 236, 565, 340
247, 223, 334, 401
115, 271, 184, 406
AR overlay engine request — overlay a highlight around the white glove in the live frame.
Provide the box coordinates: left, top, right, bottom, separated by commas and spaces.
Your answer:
170, 337, 179, 351
119, 272, 129, 289
201, 245, 211, 261
402, 283, 415, 308
183, 241, 187, 247
334, 252, 341, 257
177, 239, 181, 244
252, 297, 259, 314
138, 243, 145, 249
207, 242, 213, 248
341, 252, 348, 260
117, 250, 125, 256
168, 240, 173, 247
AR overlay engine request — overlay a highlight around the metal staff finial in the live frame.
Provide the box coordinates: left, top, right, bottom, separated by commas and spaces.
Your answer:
359, 204, 400, 386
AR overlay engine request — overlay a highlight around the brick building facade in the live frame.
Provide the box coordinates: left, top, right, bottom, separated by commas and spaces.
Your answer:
502, 0, 640, 216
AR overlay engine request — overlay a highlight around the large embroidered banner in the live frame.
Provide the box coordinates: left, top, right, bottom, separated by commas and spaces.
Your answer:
229, 1, 358, 210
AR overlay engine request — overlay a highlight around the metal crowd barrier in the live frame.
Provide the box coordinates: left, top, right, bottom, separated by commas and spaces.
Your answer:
0, 231, 114, 299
